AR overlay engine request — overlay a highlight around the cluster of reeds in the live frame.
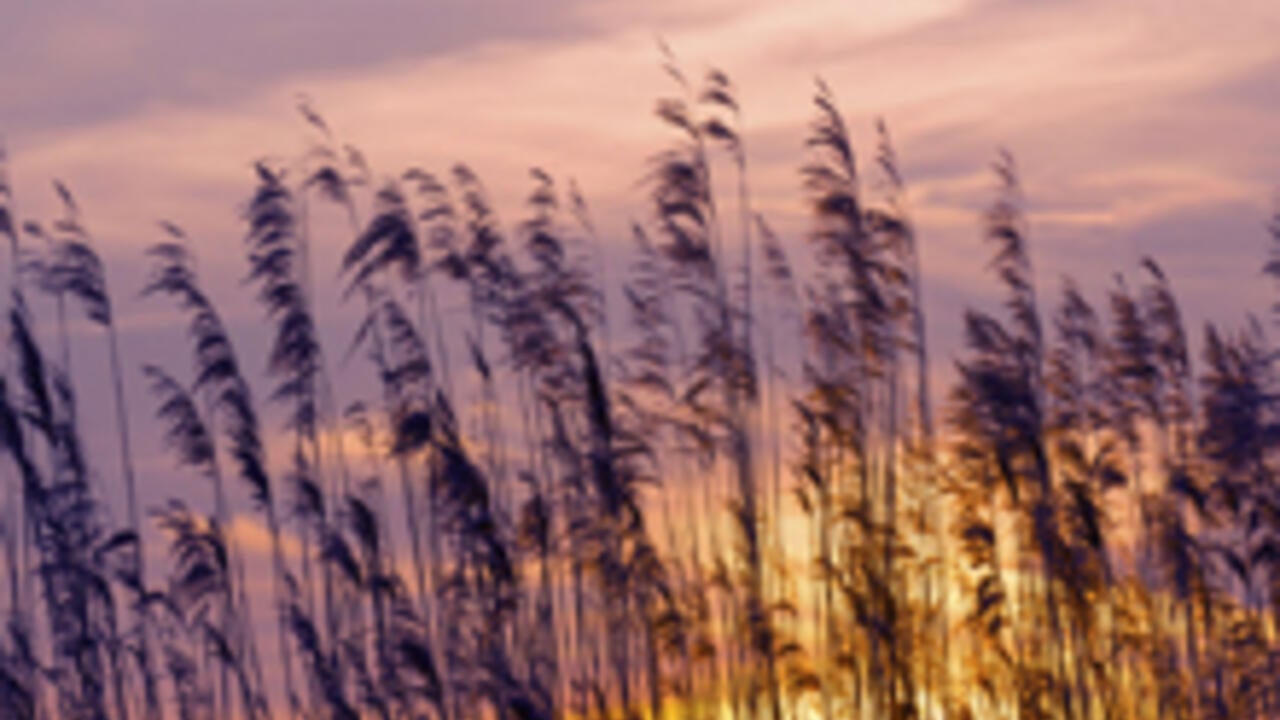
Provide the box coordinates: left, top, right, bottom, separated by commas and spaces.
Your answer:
0, 57, 1277, 720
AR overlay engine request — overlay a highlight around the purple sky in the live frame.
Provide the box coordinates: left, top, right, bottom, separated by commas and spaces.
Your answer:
6, 0, 1277, 335
5, 0, 1279, 581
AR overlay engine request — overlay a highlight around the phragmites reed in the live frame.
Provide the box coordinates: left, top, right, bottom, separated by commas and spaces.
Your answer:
0, 53, 1276, 720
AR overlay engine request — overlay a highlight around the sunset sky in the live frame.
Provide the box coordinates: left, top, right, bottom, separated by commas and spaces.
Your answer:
6, 0, 1279, 586
2, 2, 1278, 713
6, 0, 1278, 357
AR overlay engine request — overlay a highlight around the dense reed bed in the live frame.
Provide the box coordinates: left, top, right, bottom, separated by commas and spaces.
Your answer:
0, 60, 1277, 720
